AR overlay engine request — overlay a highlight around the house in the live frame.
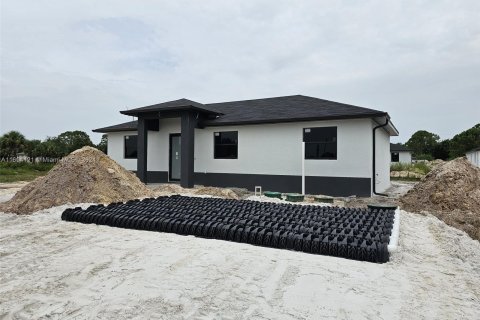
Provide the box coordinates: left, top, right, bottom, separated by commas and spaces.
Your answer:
466, 147, 480, 167
93, 95, 398, 197
390, 143, 412, 164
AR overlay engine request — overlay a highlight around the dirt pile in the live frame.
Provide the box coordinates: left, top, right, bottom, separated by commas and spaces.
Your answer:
400, 157, 480, 240
193, 186, 239, 199
154, 184, 186, 195
153, 184, 239, 199
0, 147, 153, 214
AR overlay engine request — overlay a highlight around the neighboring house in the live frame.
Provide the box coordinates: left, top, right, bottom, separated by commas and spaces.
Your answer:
466, 147, 480, 167
93, 95, 398, 197
390, 143, 412, 164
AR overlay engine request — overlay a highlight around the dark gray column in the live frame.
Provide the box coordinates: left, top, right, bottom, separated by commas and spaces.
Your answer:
180, 111, 196, 188
137, 117, 148, 183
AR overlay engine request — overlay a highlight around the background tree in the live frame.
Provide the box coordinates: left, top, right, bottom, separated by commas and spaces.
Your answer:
96, 134, 108, 154
0, 131, 27, 158
24, 139, 42, 163
448, 123, 480, 158
432, 140, 450, 160
405, 130, 440, 159
39, 137, 66, 159
57, 130, 93, 154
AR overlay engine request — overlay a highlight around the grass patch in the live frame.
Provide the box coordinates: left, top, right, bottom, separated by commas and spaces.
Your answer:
390, 162, 431, 175
0, 162, 55, 183
391, 176, 422, 182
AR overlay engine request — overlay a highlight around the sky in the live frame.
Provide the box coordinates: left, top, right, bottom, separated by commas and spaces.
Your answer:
1, 0, 479, 144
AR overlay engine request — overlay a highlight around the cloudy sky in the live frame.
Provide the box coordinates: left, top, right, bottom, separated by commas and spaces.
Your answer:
1, 0, 479, 144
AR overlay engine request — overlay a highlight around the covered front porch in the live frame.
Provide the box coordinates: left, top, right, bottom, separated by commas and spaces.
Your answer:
120, 99, 222, 188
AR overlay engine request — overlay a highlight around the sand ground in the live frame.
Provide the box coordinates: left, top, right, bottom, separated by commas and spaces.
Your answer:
1, 185, 479, 319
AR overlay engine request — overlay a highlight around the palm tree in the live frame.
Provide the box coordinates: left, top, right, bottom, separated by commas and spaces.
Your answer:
0, 131, 27, 158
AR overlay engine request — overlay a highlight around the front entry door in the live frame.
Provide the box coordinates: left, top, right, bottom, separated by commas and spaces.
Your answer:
169, 134, 181, 181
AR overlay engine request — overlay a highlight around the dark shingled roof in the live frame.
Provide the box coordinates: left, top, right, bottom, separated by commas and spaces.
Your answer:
93, 120, 138, 133
120, 98, 221, 116
390, 143, 412, 152
94, 95, 393, 132
203, 95, 386, 126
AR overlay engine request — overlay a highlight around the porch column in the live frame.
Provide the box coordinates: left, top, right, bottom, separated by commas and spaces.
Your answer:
180, 111, 196, 188
137, 117, 148, 183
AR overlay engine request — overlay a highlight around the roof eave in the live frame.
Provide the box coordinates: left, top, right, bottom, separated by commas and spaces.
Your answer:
390, 148, 412, 152
373, 114, 399, 136
92, 128, 137, 133
202, 112, 388, 127
120, 105, 222, 117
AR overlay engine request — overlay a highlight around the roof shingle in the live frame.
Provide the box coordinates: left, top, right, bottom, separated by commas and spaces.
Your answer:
93, 120, 138, 133
390, 143, 412, 152
202, 95, 386, 126
94, 95, 391, 132
120, 98, 221, 116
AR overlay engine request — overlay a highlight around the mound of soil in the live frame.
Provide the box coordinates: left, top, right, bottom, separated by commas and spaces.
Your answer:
400, 157, 480, 240
193, 186, 239, 200
0, 147, 153, 214
154, 184, 186, 195
153, 184, 239, 199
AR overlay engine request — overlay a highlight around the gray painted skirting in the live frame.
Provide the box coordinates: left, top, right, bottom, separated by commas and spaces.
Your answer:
147, 171, 169, 184
194, 172, 371, 197
139, 171, 371, 197
132, 171, 169, 184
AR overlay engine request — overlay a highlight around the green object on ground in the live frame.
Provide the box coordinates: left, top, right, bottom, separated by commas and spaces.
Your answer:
286, 193, 304, 202
367, 204, 398, 211
314, 196, 334, 203
264, 191, 282, 199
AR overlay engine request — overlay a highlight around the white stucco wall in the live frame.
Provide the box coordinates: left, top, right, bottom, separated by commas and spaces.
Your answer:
106, 117, 393, 195
147, 118, 181, 172
107, 131, 137, 170
374, 124, 391, 193
195, 118, 373, 179
391, 151, 412, 164
398, 151, 412, 163
466, 150, 480, 167
106, 119, 181, 172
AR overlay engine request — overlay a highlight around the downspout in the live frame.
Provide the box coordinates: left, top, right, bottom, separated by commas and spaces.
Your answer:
373, 117, 389, 196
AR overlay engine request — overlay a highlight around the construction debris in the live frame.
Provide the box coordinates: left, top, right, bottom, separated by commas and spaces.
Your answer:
400, 157, 480, 240
0, 147, 153, 214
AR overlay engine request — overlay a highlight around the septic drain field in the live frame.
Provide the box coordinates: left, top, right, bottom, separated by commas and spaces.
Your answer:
62, 196, 396, 263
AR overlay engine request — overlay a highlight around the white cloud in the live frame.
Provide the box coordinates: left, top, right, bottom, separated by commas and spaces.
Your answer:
1, 0, 479, 142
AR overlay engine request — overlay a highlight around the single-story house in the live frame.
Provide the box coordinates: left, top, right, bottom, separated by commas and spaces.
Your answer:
466, 147, 480, 167
390, 143, 412, 164
93, 95, 398, 197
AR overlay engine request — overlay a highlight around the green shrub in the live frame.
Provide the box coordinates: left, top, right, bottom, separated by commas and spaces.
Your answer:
390, 163, 407, 172
412, 162, 430, 174
390, 162, 431, 175
415, 154, 434, 161
0, 162, 55, 171
0, 162, 55, 182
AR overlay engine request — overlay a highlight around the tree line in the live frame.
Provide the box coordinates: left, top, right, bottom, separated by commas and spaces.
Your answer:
2, 123, 478, 162
403, 123, 480, 160
0, 130, 107, 162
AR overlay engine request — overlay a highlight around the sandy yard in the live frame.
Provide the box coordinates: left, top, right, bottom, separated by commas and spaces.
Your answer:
1, 184, 479, 319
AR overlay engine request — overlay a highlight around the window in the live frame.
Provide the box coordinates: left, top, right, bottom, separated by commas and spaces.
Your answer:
124, 135, 138, 159
303, 127, 337, 160
214, 131, 238, 159
391, 152, 399, 162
